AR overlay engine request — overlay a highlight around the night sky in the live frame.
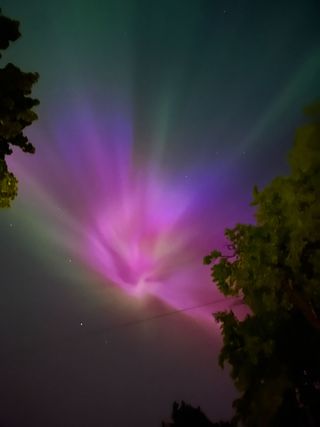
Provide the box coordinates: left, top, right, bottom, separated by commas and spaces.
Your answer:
1, 1, 320, 426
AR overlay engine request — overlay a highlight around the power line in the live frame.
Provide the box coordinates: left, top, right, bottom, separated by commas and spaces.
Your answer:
86, 296, 244, 336
4, 296, 245, 358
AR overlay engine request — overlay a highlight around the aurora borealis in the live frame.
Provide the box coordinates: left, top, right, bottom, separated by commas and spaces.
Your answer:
10, 100, 246, 317
1, 1, 320, 426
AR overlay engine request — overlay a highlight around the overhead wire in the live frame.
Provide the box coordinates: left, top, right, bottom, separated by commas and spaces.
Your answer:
5, 296, 245, 358
84, 296, 244, 337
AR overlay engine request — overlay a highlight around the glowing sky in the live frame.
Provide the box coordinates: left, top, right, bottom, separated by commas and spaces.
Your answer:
9, 100, 246, 317
4, 0, 319, 318
1, 1, 320, 426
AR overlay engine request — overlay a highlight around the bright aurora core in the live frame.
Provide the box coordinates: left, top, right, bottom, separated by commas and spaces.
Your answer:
10, 99, 240, 317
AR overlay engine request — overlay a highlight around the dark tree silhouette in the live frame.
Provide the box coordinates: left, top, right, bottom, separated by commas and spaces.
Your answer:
204, 104, 320, 426
162, 401, 232, 427
0, 10, 39, 207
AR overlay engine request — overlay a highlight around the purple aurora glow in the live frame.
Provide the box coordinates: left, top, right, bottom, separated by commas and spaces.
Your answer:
10, 102, 250, 319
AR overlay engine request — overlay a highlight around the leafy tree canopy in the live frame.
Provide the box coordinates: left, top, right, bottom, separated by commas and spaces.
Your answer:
0, 10, 39, 207
204, 104, 320, 427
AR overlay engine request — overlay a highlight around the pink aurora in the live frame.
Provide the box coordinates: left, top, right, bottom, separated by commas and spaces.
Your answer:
11, 103, 238, 317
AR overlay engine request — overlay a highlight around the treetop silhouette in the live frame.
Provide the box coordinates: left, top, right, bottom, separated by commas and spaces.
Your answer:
0, 10, 39, 207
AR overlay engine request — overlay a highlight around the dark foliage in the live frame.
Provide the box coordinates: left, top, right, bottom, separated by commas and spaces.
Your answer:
162, 401, 232, 427
0, 9, 39, 207
204, 104, 320, 426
